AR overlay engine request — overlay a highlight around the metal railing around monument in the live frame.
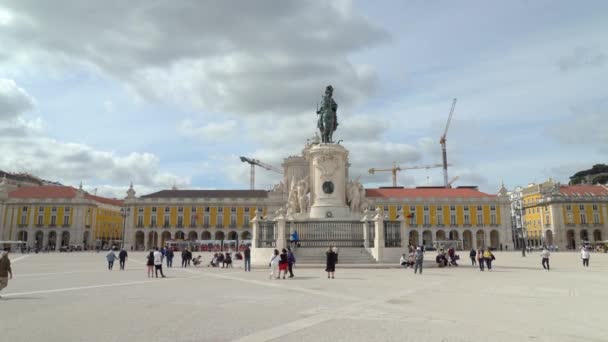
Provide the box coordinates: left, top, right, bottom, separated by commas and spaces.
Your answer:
287, 221, 364, 248
257, 221, 277, 248
384, 221, 401, 248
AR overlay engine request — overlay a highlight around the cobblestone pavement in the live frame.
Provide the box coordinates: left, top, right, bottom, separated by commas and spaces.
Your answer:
1, 251, 607, 342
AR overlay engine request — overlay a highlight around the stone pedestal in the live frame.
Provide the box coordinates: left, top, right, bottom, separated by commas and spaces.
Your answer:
306, 143, 349, 219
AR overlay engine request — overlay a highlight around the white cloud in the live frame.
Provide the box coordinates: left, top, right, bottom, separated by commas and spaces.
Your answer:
0, 80, 189, 196
177, 119, 237, 141
0, 78, 35, 119
0, 1, 388, 115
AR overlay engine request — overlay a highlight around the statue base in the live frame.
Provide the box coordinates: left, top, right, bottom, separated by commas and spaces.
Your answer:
305, 143, 350, 219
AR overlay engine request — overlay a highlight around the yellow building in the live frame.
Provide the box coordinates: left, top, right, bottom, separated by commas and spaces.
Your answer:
521, 180, 608, 249
124, 185, 273, 250
365, 186, 513, 250
0, 183, 123, 250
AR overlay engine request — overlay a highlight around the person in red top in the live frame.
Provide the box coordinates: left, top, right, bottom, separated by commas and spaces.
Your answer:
278, 248, 289, 279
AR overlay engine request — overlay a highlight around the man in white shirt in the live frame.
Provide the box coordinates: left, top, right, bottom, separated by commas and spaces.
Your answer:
153, 247, 166, 278
541, 247, 550, 271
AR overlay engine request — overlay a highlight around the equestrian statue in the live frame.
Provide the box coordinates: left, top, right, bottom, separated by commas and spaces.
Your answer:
316, 85, 338, 143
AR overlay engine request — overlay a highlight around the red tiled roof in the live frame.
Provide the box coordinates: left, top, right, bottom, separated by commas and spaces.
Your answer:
559, 185, 608, 197
365, 187, 496, 199
141, 189, 268, 199
9, 186, 122, 206
85, 193, 123, 206
9, 186, 78, 199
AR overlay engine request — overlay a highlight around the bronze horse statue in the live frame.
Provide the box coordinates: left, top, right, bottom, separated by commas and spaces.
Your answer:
316, 85, 338, 143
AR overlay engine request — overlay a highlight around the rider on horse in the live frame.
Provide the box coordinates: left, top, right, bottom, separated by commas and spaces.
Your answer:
316, 85, 338, 143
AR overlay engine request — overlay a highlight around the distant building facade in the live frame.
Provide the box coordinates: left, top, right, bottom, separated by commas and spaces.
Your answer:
521, 179, 608, 249
0, 180, 122, 250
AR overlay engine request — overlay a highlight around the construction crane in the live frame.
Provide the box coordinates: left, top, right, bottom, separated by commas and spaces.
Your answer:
447, 176, 459, 188
368, 162, 446, 187
239, 156, 283, 190
440, 98, 457, 188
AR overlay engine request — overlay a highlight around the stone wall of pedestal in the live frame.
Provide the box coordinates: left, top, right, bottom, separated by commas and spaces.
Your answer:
305, 143, 350, 219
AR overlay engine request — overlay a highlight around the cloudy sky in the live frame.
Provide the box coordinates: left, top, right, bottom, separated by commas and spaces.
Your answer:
0, 1, 606, 198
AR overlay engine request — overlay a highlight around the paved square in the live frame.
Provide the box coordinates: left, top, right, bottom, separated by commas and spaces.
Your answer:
1, 251, 607, 342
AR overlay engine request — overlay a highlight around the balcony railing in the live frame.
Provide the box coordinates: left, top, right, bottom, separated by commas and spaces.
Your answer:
463, 224, 472, 227
229, 224, 237, 228
177, 224, 184, 229
203, 224, 210, 229
189, 224, 197, 228
136, 224, 143, 228
50, 223, 56, 227
163, 224, 170, 228
62, 224, 70, 228
150, 224, 157, 228
18, 224, 27, 228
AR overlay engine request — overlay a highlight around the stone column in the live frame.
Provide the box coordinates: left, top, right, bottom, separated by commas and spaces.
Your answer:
275, 214, 287, 251
251, 215, 259, 249
361, 209, 370, 248
472, 230, 478, 250
372, 208, 385, 262
397, 208, 406, 248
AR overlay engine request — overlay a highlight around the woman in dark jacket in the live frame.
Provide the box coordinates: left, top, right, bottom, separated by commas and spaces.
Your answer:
325, 246, 337, 279
146, 251, 154, 278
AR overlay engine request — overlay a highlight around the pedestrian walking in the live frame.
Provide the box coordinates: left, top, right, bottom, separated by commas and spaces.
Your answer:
186, 249, 192, 267
118, 248, 128, 270
181, 249, 188, 268
166, 248, 174, 268
146, 250, 154, 277
483, 248, 495, 271
414, 246, 424, 274
153, 248, 166, 278
278, 249, 289, 279
469, 248, 477, 266
581, 246, 590, 268
326, 246, 337, 279
269, 249, 280, 279
106, 249, 118, 270
287, 247, 296, 278
243, 245, 251, 272
477, 248, 485, 271
0, 251, 13, 299
541, 247, 550, 271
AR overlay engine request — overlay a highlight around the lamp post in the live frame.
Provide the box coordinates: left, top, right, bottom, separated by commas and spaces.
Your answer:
120, 207, 130, 250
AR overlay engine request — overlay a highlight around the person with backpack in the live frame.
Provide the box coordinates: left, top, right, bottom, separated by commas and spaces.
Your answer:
287, 247, 296, 278
118, 248, 128, 270
483, 248, 495, 271
165, 248, 174, 268
106, 249, 118, 271
469, 248, 477, 266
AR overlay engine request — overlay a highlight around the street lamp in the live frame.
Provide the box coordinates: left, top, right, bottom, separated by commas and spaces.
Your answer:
120, 207, 130, 250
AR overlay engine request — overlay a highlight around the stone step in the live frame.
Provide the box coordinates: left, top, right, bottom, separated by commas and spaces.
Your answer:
293, 247, 377, 264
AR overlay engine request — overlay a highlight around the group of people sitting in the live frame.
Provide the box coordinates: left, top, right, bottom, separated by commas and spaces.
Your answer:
209, 252, 233, 268
436, 247, 459, 267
